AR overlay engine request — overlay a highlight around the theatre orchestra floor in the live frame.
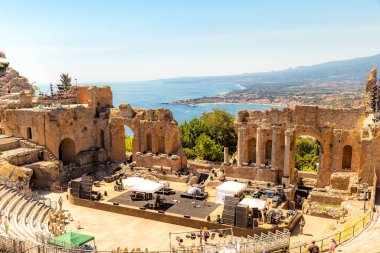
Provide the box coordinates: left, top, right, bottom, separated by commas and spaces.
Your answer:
37, 181, 335, 251
108, 191, 220, 218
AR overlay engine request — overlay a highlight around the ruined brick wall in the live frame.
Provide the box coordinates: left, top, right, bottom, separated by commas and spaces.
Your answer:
109, 104, 187, 170
3, 106, 110, 164
4, 86, 187, 171
235, 105, 367, 187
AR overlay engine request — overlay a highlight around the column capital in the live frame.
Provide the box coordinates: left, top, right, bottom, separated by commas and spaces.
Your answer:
285, 129, 294, 137
238, 127, 247, 136
271, 126, 281, 133
256, 127, 265, 133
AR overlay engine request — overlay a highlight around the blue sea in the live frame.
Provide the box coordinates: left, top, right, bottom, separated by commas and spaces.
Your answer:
37, 80, 280, 133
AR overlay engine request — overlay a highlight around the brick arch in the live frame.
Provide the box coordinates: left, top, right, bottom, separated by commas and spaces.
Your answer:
292, 126, 330, 174
109, 104, 185, 167
59, 138, 76, 165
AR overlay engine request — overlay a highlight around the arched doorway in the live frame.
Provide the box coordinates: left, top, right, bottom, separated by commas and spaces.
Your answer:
99, 129, 105, 148
342, 145, 352, 170
248, 138, 256, 163
265, 140, 272, 163
158, 135, 165, 153
145, 133, 152, 152
124, 126, 134, 161
26, 127, 32, 139
294, 136, 321, 172
59, 138, 76, 165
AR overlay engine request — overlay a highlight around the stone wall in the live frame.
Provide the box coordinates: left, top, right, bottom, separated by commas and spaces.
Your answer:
221, 164, 279, 183
109, 104, 187, 170
234, 104, 367, 187
3, 86, 187, 185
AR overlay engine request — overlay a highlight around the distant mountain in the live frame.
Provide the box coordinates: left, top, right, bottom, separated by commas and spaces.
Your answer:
163, 54, 380, 85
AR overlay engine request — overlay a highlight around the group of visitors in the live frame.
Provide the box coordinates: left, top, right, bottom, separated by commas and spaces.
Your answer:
307, 239, 336, 253
299, 217, 336, 253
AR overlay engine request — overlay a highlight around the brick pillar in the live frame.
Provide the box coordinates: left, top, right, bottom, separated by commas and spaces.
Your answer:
271, 126, 280, 168
283, 129, 293, 185
224, 147, 229, 164
256, 128, 264, 166
237, 127, 246, 167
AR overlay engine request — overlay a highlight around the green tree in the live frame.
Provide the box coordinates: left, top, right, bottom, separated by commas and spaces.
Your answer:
179, 109, 237, 161
200, 109, 237, 153
179, 118, 206, 149
60, 73, 72, 85
295, 137, 319, 171
194, 134, 223, 161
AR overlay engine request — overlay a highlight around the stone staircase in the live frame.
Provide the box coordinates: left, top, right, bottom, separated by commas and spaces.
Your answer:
0, 184, 53, 242
0, 135, 60, 188
19, 139, 56, 161
0, 135, 57, 163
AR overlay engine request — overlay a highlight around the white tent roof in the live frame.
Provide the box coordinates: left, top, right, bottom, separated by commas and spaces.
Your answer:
122, 177, 146, 187
239, 198, 267, 210
131, 180, 163, 194
216, 181, 246, 194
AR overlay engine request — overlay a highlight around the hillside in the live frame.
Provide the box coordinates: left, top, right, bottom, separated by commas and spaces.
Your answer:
164, 53, 380, 85
171, 54, 380, 108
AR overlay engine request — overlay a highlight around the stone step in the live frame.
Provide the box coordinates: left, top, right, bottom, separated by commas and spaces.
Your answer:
0, 137, 19, 152
0, 147, 39, 166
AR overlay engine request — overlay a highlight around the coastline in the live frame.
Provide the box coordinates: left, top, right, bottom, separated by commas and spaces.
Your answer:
169, 101, 286, 108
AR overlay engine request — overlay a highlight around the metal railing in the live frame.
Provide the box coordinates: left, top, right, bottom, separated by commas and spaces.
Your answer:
289, 204, 374, 253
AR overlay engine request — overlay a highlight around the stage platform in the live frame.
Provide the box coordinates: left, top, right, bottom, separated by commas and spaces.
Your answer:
108, 191, 220, 218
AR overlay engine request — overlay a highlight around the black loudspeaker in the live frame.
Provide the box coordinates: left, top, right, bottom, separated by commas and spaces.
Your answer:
252, 207, 260, 218
158, 210, 165, 214
184, 215, 191, 218
140, 207, 146, 210
113, 202, 119, 205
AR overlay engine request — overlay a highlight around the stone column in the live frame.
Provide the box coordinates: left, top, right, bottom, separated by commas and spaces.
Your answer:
224, 147, 229, 164
271, 126, 280, 168
283, 129, 293, 185
237, 127, 246, 167
256, 128, 264, 166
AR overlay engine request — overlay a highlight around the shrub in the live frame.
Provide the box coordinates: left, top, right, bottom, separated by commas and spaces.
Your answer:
0, 62, 9, 72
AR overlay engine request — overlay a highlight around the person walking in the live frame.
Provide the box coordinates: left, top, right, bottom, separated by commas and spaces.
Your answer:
299, 217, 306, 234
308, 240, 319, 253
329, 238, 336, 253
58, 196, 63, 210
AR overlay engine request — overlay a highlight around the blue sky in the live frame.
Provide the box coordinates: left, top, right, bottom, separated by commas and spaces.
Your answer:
2, 0, 380, 83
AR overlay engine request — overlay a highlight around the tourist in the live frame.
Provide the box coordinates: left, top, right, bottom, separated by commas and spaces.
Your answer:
329, 238, 336, 253
299, 217, 305, 234
308, 240, 319, 253
58, 196, 63, 210
216, 215, 221, 224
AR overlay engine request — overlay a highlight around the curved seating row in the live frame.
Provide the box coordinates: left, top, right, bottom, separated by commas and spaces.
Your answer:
0, 184, 53, 242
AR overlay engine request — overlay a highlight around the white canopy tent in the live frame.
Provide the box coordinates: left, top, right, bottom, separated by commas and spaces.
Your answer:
215, 181, 246, 204
239, 198, 267, 210
131, 180, 164, 194
122, 177, 146, 187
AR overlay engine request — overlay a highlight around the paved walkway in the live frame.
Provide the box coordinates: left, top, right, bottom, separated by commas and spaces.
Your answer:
336, 187, 380, 253
38, 191, 195, 251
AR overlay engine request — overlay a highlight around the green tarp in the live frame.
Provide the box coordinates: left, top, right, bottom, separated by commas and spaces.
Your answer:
48, 231, 95, 249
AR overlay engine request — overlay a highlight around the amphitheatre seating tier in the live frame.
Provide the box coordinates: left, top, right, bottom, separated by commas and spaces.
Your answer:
0, 184, 52, 242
